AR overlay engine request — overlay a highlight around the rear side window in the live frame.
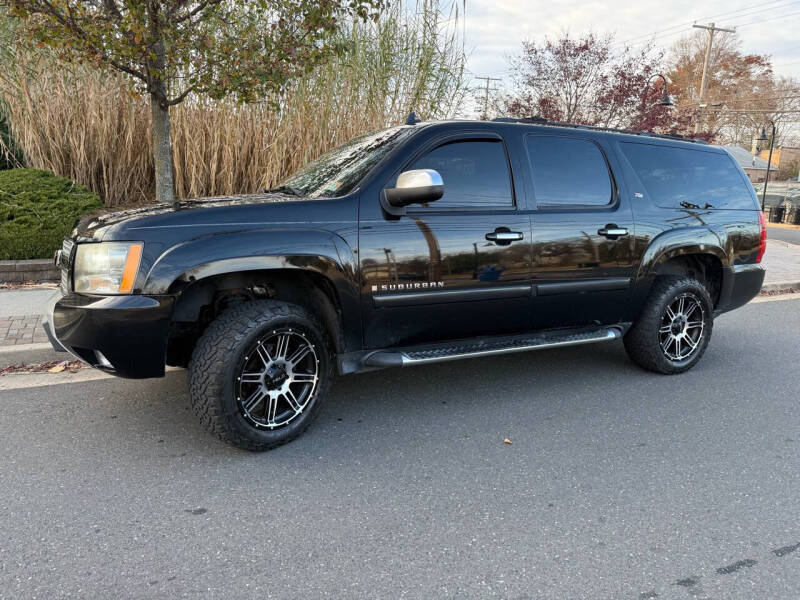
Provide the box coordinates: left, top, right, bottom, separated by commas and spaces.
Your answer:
620, 143, 755, 210
408, 139, 513, 208
526, 136, 613, 207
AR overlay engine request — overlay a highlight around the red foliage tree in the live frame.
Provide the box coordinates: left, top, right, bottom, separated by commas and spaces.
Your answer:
501, 33, 682, 134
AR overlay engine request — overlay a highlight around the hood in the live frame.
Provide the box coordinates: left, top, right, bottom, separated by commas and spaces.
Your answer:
72, 192, 327, 240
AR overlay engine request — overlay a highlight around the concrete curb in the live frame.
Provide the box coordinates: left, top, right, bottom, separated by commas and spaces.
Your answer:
0, 342, 64, 369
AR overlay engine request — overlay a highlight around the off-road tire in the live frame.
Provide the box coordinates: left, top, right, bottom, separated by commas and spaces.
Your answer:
188, 300, 333, 451
624, 276, 714, 375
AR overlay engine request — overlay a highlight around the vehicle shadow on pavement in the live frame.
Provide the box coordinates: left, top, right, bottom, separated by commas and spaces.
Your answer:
17, 325, 744, 466
28, 340, 642, 461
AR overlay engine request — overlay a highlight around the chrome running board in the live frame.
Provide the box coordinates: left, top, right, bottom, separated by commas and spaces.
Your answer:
363, 327, 622, 368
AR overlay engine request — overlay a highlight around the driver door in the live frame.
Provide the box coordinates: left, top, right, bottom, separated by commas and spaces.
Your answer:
359, 133, 532, 349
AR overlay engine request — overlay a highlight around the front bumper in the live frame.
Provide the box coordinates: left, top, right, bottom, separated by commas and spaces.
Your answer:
716, 264, 765, 314
44, 291, 175, 378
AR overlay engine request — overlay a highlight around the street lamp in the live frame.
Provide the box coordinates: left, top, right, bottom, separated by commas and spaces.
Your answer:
648, 74, 675, 107
757, 120, 776, 212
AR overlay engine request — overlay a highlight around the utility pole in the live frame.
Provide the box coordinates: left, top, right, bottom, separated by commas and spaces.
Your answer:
692, 22, 735, 134
475, 76, 501, 119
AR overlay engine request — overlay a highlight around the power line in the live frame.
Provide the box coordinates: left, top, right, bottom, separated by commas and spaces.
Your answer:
611, 0, 798, 48
735, 8, 800, 27
708, 0, 800, 26
705, 109, 800, 113
709, 93, 800, 103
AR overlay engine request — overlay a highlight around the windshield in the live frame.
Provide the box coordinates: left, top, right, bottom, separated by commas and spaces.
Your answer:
279, 125, 415, 198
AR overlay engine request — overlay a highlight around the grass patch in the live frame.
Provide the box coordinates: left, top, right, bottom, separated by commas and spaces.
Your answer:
0, 168, 103, 260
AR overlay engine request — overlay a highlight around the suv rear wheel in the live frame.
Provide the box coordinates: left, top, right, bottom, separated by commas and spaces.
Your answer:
624, 276, 714, 374
188, 300, 333, 451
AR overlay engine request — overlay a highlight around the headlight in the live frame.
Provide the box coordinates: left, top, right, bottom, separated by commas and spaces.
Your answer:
74, 242, 143, 294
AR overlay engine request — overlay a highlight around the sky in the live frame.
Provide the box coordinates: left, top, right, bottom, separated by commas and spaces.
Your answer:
460, 0, 800, 113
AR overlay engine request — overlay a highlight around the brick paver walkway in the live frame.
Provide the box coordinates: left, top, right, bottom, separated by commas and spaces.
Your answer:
0, 315, 48, 346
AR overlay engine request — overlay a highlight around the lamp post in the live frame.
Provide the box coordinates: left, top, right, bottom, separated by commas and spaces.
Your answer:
757, 120, 776, 213
648, 73, 675, 107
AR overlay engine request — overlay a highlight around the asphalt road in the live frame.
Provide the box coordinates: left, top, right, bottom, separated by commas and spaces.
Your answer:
767, 225, 800, 246
2, 298, 799, 600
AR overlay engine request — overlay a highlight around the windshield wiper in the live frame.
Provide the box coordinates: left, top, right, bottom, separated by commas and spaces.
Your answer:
265, 184, 303, 197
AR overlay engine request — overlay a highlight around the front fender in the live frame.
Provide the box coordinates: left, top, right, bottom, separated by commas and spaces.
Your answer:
142, 227, 361, 347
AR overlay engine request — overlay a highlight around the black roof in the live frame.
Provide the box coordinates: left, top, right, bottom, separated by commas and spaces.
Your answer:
490, 116, 708, 145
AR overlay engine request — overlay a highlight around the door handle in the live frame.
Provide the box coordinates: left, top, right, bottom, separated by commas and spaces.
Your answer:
486, 231, 523, 242
597, 226, 629, 238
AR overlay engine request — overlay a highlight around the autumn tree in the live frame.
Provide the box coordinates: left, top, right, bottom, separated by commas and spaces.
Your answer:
500, 33, 673, 132
667, 31, 792, 146
2, 1, 385, 205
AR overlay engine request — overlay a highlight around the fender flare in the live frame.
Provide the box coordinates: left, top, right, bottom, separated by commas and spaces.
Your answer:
635, 226, 729, 282
142, 228, 361, 349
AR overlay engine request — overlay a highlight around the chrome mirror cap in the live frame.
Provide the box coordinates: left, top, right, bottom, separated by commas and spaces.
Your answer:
396, 169, 443, 189
385, 169, 445, 208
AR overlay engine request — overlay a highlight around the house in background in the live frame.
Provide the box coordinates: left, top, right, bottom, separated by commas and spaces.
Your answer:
722, 145, 777, 183
759, 146, 800, 180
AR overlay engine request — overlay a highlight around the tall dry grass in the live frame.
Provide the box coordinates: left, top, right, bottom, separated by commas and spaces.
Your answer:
0, 1, 467, 206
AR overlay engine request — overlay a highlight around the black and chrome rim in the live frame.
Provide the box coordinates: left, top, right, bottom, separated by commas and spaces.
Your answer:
235, 328, 320, 430
658, 292, 705, 362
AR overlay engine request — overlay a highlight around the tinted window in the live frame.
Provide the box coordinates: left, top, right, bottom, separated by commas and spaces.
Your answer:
408, 139, 513, 208
526, 136, 612, 207
620, 143, 755, 210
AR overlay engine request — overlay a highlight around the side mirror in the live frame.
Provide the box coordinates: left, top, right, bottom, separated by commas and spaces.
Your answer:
384, 169, 444, 207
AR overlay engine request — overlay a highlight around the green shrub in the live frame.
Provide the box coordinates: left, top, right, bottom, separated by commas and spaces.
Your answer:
0, 168, 103, 260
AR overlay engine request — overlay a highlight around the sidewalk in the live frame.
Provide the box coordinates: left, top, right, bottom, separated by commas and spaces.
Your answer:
761, 239, 800, 286
0, 288, 57, 347
0, 288, 56, 347
1, 239, 798, 353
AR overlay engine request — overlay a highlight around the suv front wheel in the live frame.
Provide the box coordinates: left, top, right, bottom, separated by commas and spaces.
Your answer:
188, 300, 333, 451
624, 276, 714, 375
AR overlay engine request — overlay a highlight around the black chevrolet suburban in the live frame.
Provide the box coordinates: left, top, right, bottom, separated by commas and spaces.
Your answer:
45, 117, 767, 451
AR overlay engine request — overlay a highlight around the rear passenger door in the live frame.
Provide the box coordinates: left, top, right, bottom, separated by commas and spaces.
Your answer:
524, 133, 637, 329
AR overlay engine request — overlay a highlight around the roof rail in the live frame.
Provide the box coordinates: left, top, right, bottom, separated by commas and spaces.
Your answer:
490, 116, 708, 144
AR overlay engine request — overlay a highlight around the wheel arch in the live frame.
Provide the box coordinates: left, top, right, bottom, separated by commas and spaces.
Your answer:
630, 229, 728, 315
145, 229, 361, 365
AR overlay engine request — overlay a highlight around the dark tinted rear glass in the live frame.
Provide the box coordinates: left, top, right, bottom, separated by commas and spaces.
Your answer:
408, 139, 513, 208
620, 143, 756, 210
526, 136, 612, 207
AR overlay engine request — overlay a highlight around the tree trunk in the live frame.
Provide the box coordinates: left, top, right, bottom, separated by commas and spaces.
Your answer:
150, 94, 174, 206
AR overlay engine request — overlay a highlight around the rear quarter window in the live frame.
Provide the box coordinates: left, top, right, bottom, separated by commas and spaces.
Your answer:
620, 142, 757, 210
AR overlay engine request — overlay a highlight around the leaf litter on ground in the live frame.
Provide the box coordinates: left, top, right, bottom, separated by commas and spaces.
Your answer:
1, 360, 86, 376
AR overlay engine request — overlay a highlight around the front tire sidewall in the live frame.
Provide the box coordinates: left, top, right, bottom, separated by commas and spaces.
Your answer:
221, 318, 330, 447
189, 301, 332, 451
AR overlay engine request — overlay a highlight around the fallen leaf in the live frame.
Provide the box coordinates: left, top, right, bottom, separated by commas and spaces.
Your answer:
48, 361, 67, 373
504, 438, 512, 445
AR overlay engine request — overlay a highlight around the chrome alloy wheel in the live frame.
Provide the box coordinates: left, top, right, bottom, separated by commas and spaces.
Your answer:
235, 328, 320, 429
658, 292, 706, 362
